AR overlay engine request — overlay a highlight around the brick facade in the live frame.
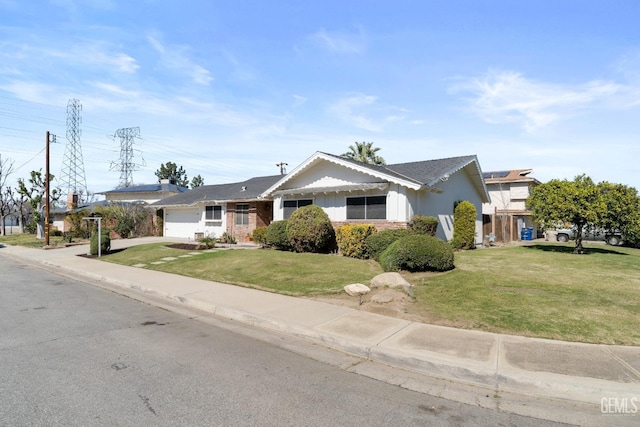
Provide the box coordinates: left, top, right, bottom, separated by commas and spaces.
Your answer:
226, 201, 273, 242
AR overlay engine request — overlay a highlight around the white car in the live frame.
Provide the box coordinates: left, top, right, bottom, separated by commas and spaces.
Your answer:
555, 227, 623, 246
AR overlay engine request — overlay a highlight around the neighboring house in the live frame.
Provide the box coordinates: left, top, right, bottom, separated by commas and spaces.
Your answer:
151, 175, 282, 242
263, 152, 490, 244
98, 179, 189, 204
481, 169, 540, 242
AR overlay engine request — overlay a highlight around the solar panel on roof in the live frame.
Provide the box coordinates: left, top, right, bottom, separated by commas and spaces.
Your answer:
483, 171, 509, 179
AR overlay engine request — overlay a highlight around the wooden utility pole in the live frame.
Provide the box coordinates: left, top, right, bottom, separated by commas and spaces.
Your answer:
45, 131, 50, 246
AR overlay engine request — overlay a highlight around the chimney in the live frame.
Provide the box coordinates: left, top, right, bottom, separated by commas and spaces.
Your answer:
67, 192, 78, 210
160, 179, 170, 184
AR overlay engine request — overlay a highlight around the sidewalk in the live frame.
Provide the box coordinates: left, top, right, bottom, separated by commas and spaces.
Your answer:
2, 237, 639, 425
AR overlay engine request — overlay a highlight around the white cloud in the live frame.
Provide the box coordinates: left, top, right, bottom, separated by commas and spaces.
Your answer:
329, 94, 381, 132
452, 70, 625, 132
310, 27, 367, 54
147, 34, 213, 85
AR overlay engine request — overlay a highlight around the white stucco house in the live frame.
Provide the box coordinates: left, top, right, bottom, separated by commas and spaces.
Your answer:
264, 152, 489, 244
152, 152, 490, 245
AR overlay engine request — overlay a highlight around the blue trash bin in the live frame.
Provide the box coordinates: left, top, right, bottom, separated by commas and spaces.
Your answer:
521, 227, 533, 241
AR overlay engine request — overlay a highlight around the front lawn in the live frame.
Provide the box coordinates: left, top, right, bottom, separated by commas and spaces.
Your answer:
403, 244, 640, 345
7, 234, 640, 345
79, 241, 640, 345
102, 243, 383, 295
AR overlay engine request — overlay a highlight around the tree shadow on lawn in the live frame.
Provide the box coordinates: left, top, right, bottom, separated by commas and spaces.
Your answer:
521, 244, 629, 256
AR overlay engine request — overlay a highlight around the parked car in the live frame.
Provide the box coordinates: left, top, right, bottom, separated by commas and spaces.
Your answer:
555, 227, 623, 246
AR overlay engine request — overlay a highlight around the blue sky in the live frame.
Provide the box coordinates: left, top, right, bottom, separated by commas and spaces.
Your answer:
1, 0, 639, 195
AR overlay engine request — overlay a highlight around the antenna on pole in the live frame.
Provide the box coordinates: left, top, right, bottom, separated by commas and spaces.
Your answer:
276, 162, 288, 175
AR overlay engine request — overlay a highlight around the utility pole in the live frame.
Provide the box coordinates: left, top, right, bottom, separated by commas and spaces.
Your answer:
276, 162, 288, 175
45, 131, 57, 246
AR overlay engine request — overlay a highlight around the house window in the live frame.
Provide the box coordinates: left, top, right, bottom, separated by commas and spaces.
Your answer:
283, 199, 313, 219
346, 196, 386, 220
236, 203, 249, 225
205, 205, 222, 221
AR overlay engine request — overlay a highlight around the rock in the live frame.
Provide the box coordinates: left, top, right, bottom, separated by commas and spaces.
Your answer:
344, 283, 371, 296
370, 272, 411, 289
371, 293, 394, 304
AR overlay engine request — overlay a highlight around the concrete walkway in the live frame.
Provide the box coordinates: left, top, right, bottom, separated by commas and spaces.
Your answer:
1, 237, 638, 426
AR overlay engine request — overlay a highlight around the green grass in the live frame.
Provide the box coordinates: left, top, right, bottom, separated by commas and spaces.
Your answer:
0, 233, 68, 248
103, 243, 383, 295
404, 244, 640, 345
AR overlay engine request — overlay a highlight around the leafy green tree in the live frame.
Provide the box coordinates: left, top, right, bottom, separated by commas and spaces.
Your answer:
17, 170, 61, 239
598, 181, 640, 247
341, 141, 385, 165
155, 162, 189, 187
527, 175, 605, 254
0, 155, 15, 235
190, 174, 204, 188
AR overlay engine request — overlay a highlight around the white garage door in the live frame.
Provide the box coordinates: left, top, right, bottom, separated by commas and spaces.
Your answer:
164, 207, 202, 238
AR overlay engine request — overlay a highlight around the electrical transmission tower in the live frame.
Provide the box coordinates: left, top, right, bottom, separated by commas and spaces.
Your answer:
59, 99, 88, 196
110, 127, 144, 188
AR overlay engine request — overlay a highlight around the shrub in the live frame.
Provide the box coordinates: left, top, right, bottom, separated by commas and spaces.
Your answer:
452, 200, 477, 250
252, 226, 268, 246
221, 231, 236, 244
265, 220, 291, 250
379, 234, 454, 272
336, 224, 377, 259
365, 228, 412, 261
409, 215, 438, 236
286, 205, 336, 253
198, 235, 216, 249
90, 228, 111, 256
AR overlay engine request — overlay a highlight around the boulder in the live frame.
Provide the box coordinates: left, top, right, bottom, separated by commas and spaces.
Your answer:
344, 283, 371, 296
370, 272, 411, 289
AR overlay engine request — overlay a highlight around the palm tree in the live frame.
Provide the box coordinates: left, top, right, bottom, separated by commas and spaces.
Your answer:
341, 142, 386, 165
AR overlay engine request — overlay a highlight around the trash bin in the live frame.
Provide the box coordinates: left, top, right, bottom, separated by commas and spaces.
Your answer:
521, 227, 533, 241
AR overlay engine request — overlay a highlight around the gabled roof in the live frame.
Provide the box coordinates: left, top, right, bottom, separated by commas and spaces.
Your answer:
151, 175, 282, 207
98, 182, 189, 195
263, 151, 489, 202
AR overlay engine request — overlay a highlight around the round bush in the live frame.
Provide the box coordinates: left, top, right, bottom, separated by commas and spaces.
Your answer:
364, 228, 412, 261
286, 205, 336, 253
252, 226, 268, 246
265, 220, 290, 250
379, 234, 454, 272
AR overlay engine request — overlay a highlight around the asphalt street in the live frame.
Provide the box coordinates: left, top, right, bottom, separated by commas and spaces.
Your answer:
0, 255, 571, 426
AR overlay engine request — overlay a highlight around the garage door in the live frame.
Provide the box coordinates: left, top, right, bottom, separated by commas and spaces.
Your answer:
164, 208, 201, 238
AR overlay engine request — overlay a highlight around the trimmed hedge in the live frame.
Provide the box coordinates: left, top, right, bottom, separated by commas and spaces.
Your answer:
336, 224, 377, 259
286, 205, 336, 253
379, 234, 454, 272
265, 220, 291, 250
364, 228, 412, 261
90, 228, 111, 256
409, 215, 438, 236
452, 200, 477, 250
